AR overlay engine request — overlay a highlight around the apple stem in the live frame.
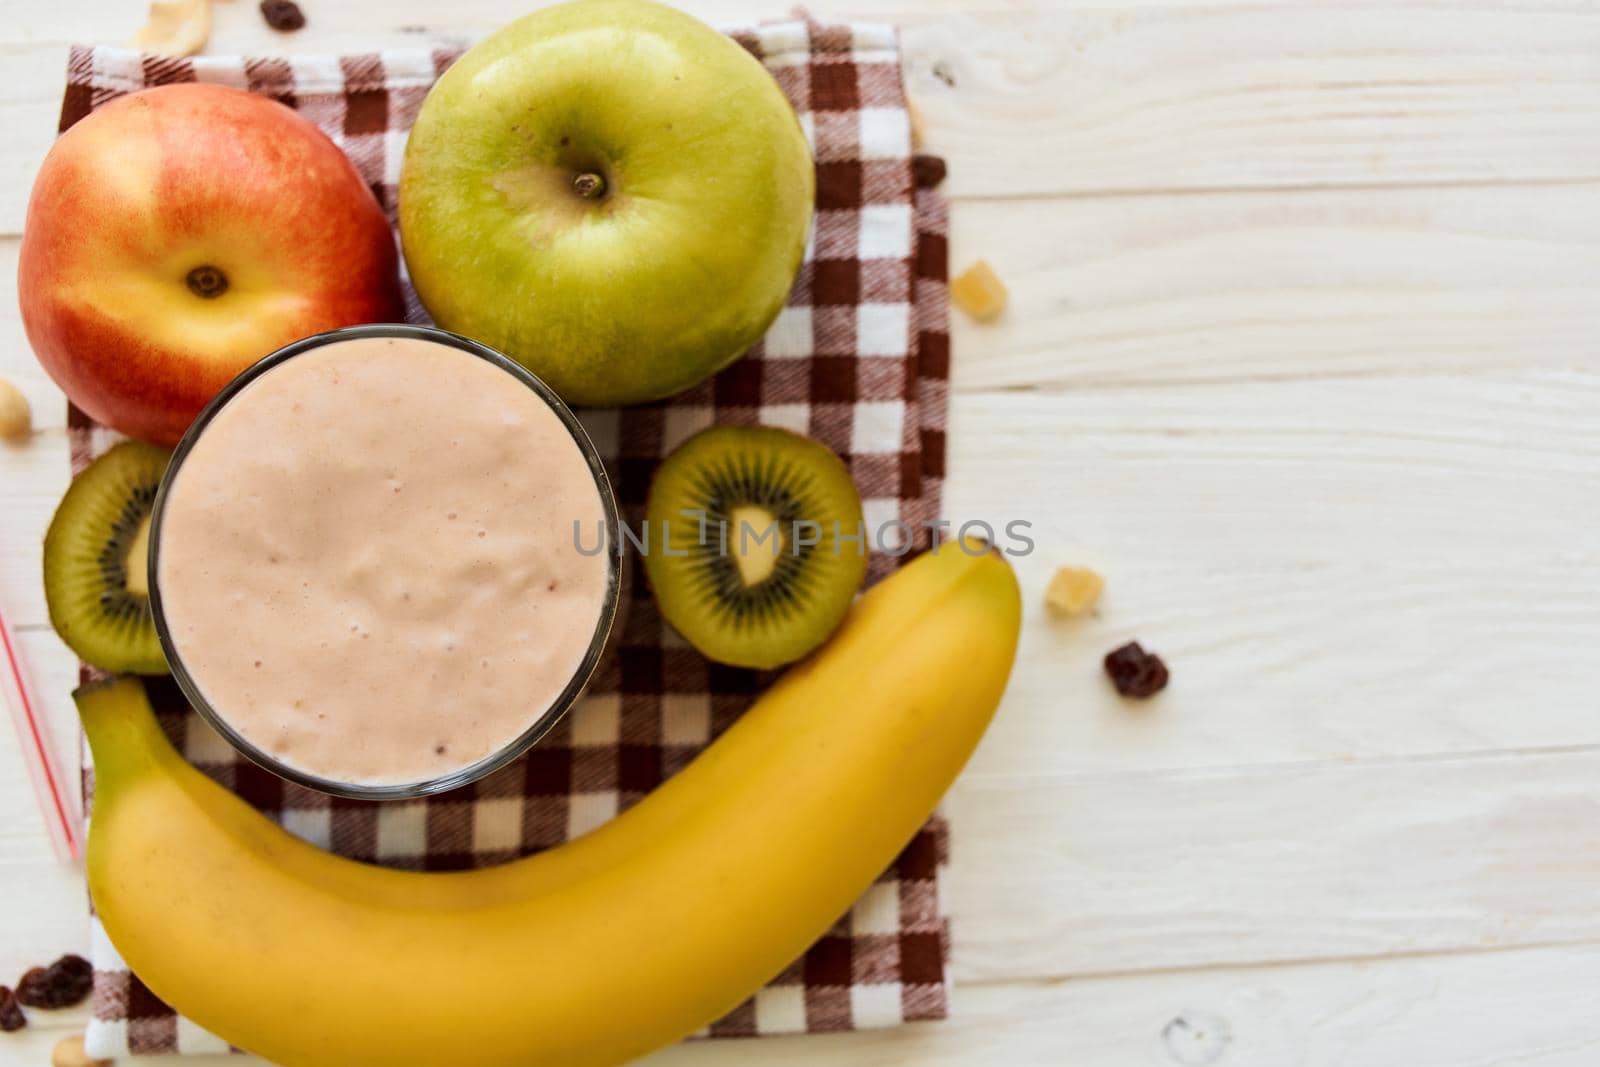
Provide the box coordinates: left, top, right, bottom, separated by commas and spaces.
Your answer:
186, 266, 229, 299
572, 173, 607, 200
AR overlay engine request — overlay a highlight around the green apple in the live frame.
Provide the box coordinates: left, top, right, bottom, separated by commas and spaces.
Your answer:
399, 0, 814, 407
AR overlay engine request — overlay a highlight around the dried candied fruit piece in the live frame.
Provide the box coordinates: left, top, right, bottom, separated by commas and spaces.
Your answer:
1104, 641, 1168, 698
131, 0, 211, 57
1046, 566, 1104, 617
260, 0, 306, 31
906, 95, 927, 149
0, 375, 31, 440
53, 1033, 111, 1067
16, 954, 93, 1009
950, 259, 1007, 322
0, 986, 24, 1031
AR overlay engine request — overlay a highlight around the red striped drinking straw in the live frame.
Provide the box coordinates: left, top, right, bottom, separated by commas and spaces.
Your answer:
0, 601, 81, 862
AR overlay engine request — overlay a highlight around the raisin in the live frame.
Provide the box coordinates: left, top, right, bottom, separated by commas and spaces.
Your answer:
11, 970, 46, 1007
912, 154, 947, 190
259, 0, 306, 31
0, 986, 23, 1032
16, 955, 93, 1010
1104, 641, 1169, 698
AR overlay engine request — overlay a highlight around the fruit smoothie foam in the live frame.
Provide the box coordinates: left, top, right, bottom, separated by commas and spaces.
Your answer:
153, 333, 612, 788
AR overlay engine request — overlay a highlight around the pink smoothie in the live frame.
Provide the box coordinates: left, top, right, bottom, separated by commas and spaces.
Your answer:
154, 334, 612, 787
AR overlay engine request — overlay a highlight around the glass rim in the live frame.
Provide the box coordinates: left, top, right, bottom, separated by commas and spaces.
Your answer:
147, 323, 626, 802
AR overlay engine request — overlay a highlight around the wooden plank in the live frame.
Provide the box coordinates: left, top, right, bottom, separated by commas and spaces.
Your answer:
944, 370, 1600, 572
0, 423, 66, 635
945, 366, 1600, 771
646, 943, 1600, 1066
905, 6, 1600, 198
4, 4, 1600, 233
0, 635, 83, 978
16, 940, 1600, 1066
965, 559, 1600, 780
948, 184, 1600, 390
945, 748, 1600, 982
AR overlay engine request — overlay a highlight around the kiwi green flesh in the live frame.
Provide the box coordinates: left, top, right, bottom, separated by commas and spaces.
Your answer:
43, 441, 172, 675
645, 426, 867, 670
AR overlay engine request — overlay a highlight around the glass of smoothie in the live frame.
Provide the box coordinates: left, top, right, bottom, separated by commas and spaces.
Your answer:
148, 324, 624, 800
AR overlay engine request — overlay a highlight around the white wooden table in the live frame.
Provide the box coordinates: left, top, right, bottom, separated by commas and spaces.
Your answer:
2, 1, 1598, 1063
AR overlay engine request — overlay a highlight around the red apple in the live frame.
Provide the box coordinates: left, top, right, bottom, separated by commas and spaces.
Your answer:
19, 84, 404, 445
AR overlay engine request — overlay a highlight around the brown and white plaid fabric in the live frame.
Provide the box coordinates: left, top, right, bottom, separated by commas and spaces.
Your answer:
57, 20, 953, 1060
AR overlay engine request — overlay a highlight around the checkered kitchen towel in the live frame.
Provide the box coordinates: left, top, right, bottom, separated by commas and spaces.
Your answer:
60, 18, 952, 1059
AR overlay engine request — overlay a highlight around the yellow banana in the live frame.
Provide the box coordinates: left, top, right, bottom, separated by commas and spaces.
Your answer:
80, 543, 1021, 1067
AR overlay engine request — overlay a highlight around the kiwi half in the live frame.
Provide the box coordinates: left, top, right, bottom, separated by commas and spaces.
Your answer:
44, 441, 171, 674
644, 426, 867, 669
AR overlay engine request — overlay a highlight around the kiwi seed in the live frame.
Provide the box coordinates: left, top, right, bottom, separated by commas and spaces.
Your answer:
43, 441, 172, 674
